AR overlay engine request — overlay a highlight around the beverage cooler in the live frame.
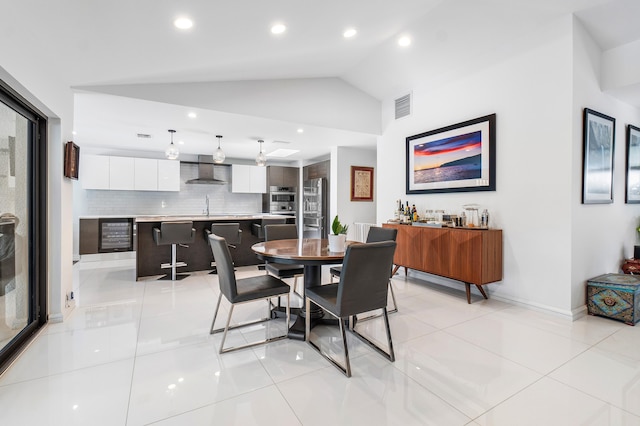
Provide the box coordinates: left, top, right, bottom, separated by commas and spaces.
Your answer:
303, 178, 327, 238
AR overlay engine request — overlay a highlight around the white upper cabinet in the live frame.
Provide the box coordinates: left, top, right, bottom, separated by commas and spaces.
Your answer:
80, 154, 110, 189
157, 160, 180, 191
109, 157, 135, 190
231, 165, 266, 193
80, 155, 180, 191
134, 158, 158, 191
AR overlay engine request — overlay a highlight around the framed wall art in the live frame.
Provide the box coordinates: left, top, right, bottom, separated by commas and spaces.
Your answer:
64, 141, 80, 180
626, 124, 640, 203
350, 166, 374, 201
406, 113, 496, 194
582, 108, 615, 204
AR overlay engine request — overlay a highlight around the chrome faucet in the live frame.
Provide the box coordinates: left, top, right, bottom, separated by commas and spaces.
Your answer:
204, 195, 210, 216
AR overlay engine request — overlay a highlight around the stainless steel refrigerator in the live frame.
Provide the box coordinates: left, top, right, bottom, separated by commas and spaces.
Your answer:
303, 178, 327, 238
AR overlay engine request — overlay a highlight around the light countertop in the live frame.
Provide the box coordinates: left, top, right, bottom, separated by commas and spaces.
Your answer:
134, 214, 291, 223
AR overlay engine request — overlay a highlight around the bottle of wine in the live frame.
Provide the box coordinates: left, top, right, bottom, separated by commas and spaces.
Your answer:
411, 204, 417, 222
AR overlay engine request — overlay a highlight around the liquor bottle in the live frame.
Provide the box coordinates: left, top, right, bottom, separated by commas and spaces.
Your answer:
411, 204, 417, 222
481, 209, 489, 228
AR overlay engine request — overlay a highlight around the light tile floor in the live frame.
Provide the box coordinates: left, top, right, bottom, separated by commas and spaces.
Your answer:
1, 257, 639, 425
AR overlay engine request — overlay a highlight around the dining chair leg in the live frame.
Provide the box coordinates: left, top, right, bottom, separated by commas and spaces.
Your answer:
304, 297, 311, 342
388, 280, 398, 314
350, 307, 395, 363
382, 307, 395, 362
305, 299, 352, 377
292, 276, 303, 298
219, 304, 235, 353
210, 293, 223, 334
285, 293, 291, 330
339, 319, 352, 377
217, 296, 289, 354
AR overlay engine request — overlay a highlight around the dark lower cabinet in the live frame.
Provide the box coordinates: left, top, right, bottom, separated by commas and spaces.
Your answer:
135, 217, 295, 280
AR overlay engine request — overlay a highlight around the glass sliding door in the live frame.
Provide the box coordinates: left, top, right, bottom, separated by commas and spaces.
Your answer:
0, 81, 47, 373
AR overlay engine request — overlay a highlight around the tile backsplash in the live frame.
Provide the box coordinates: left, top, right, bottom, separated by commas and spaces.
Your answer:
78, 163, 262, 216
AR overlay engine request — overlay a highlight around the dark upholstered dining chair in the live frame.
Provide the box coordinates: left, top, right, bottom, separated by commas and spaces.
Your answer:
329, 226, 399, 315
208, 234, 290, 354
152, 221, 196, 281
305, 240, 397, 377
264, 224, 304, 297
251, 217, 287, 240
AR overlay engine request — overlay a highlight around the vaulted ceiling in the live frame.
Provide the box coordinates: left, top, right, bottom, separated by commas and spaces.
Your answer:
2, 0, 638, 162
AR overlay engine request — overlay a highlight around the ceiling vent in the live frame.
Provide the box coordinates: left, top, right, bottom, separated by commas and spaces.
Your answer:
136, 133, 152, 139
395, 93, 412, 120
273, 140, 292, 144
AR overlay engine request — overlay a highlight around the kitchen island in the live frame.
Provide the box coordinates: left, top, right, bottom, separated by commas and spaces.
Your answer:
135, 214, 294, 280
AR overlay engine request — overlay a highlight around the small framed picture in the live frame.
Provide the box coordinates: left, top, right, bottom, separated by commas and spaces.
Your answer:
626, 124, 640, 203
350, 166, 374, 201
582, 108, 615, 204
64, 141, 80, 180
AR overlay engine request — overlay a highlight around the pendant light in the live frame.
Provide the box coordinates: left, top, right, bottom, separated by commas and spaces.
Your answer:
165, 129, 179, 160
213, 135, 225, 164
255, 139, 266, 167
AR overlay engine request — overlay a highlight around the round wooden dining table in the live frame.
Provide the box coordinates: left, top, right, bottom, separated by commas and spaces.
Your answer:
251, 238, 355, 339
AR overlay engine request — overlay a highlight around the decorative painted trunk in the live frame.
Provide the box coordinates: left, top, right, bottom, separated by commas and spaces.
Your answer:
587, 273, 640, 326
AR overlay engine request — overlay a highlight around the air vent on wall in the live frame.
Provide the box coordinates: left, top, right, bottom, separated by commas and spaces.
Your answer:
137, 133, 152, 139
395, 93, 411, 120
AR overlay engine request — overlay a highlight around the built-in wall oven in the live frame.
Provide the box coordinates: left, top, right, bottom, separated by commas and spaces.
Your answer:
269, 186, 296, 215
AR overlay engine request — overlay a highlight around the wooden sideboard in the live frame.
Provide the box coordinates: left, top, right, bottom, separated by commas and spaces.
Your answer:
383, 223, 503, 303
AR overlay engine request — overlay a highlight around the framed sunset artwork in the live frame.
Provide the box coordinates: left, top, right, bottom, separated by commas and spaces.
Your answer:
406, 114, 496, 194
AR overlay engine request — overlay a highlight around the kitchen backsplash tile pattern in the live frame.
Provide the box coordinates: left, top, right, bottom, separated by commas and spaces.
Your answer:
80, 163, 261, 216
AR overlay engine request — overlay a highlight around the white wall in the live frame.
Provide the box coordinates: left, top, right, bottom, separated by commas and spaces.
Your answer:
329, 146, 377, 240
570, 18, 640, 313
376, 16, 580, 316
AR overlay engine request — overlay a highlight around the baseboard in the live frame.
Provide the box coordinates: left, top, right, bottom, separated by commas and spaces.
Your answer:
404, 268, 584, 321
80, 252, 136, 262
488, 293, 578, 321
48, 312, 64, 323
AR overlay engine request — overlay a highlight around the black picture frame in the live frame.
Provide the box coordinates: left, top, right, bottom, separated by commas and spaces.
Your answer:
582, 108, 615, 204
64, 141, 79, 180
406, 114, 496, 194
626, 124, 640, 203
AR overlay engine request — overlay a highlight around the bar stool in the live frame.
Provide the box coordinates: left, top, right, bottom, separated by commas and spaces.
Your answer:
153, 221, 195, 280
205, 223, 242, 274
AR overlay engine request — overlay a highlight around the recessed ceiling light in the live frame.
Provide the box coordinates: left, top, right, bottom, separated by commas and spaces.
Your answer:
187, 112, 197, 119
174, 17, 193, 30
72, 130, 77, 135
178, 140, 184, 145
297, 128, 304, 133
398, 36, 411, 47
343, 28, 357, 38
271, 24, 286, 34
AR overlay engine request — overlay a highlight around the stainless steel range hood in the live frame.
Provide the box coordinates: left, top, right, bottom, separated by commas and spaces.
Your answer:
185, 155, 228, 184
